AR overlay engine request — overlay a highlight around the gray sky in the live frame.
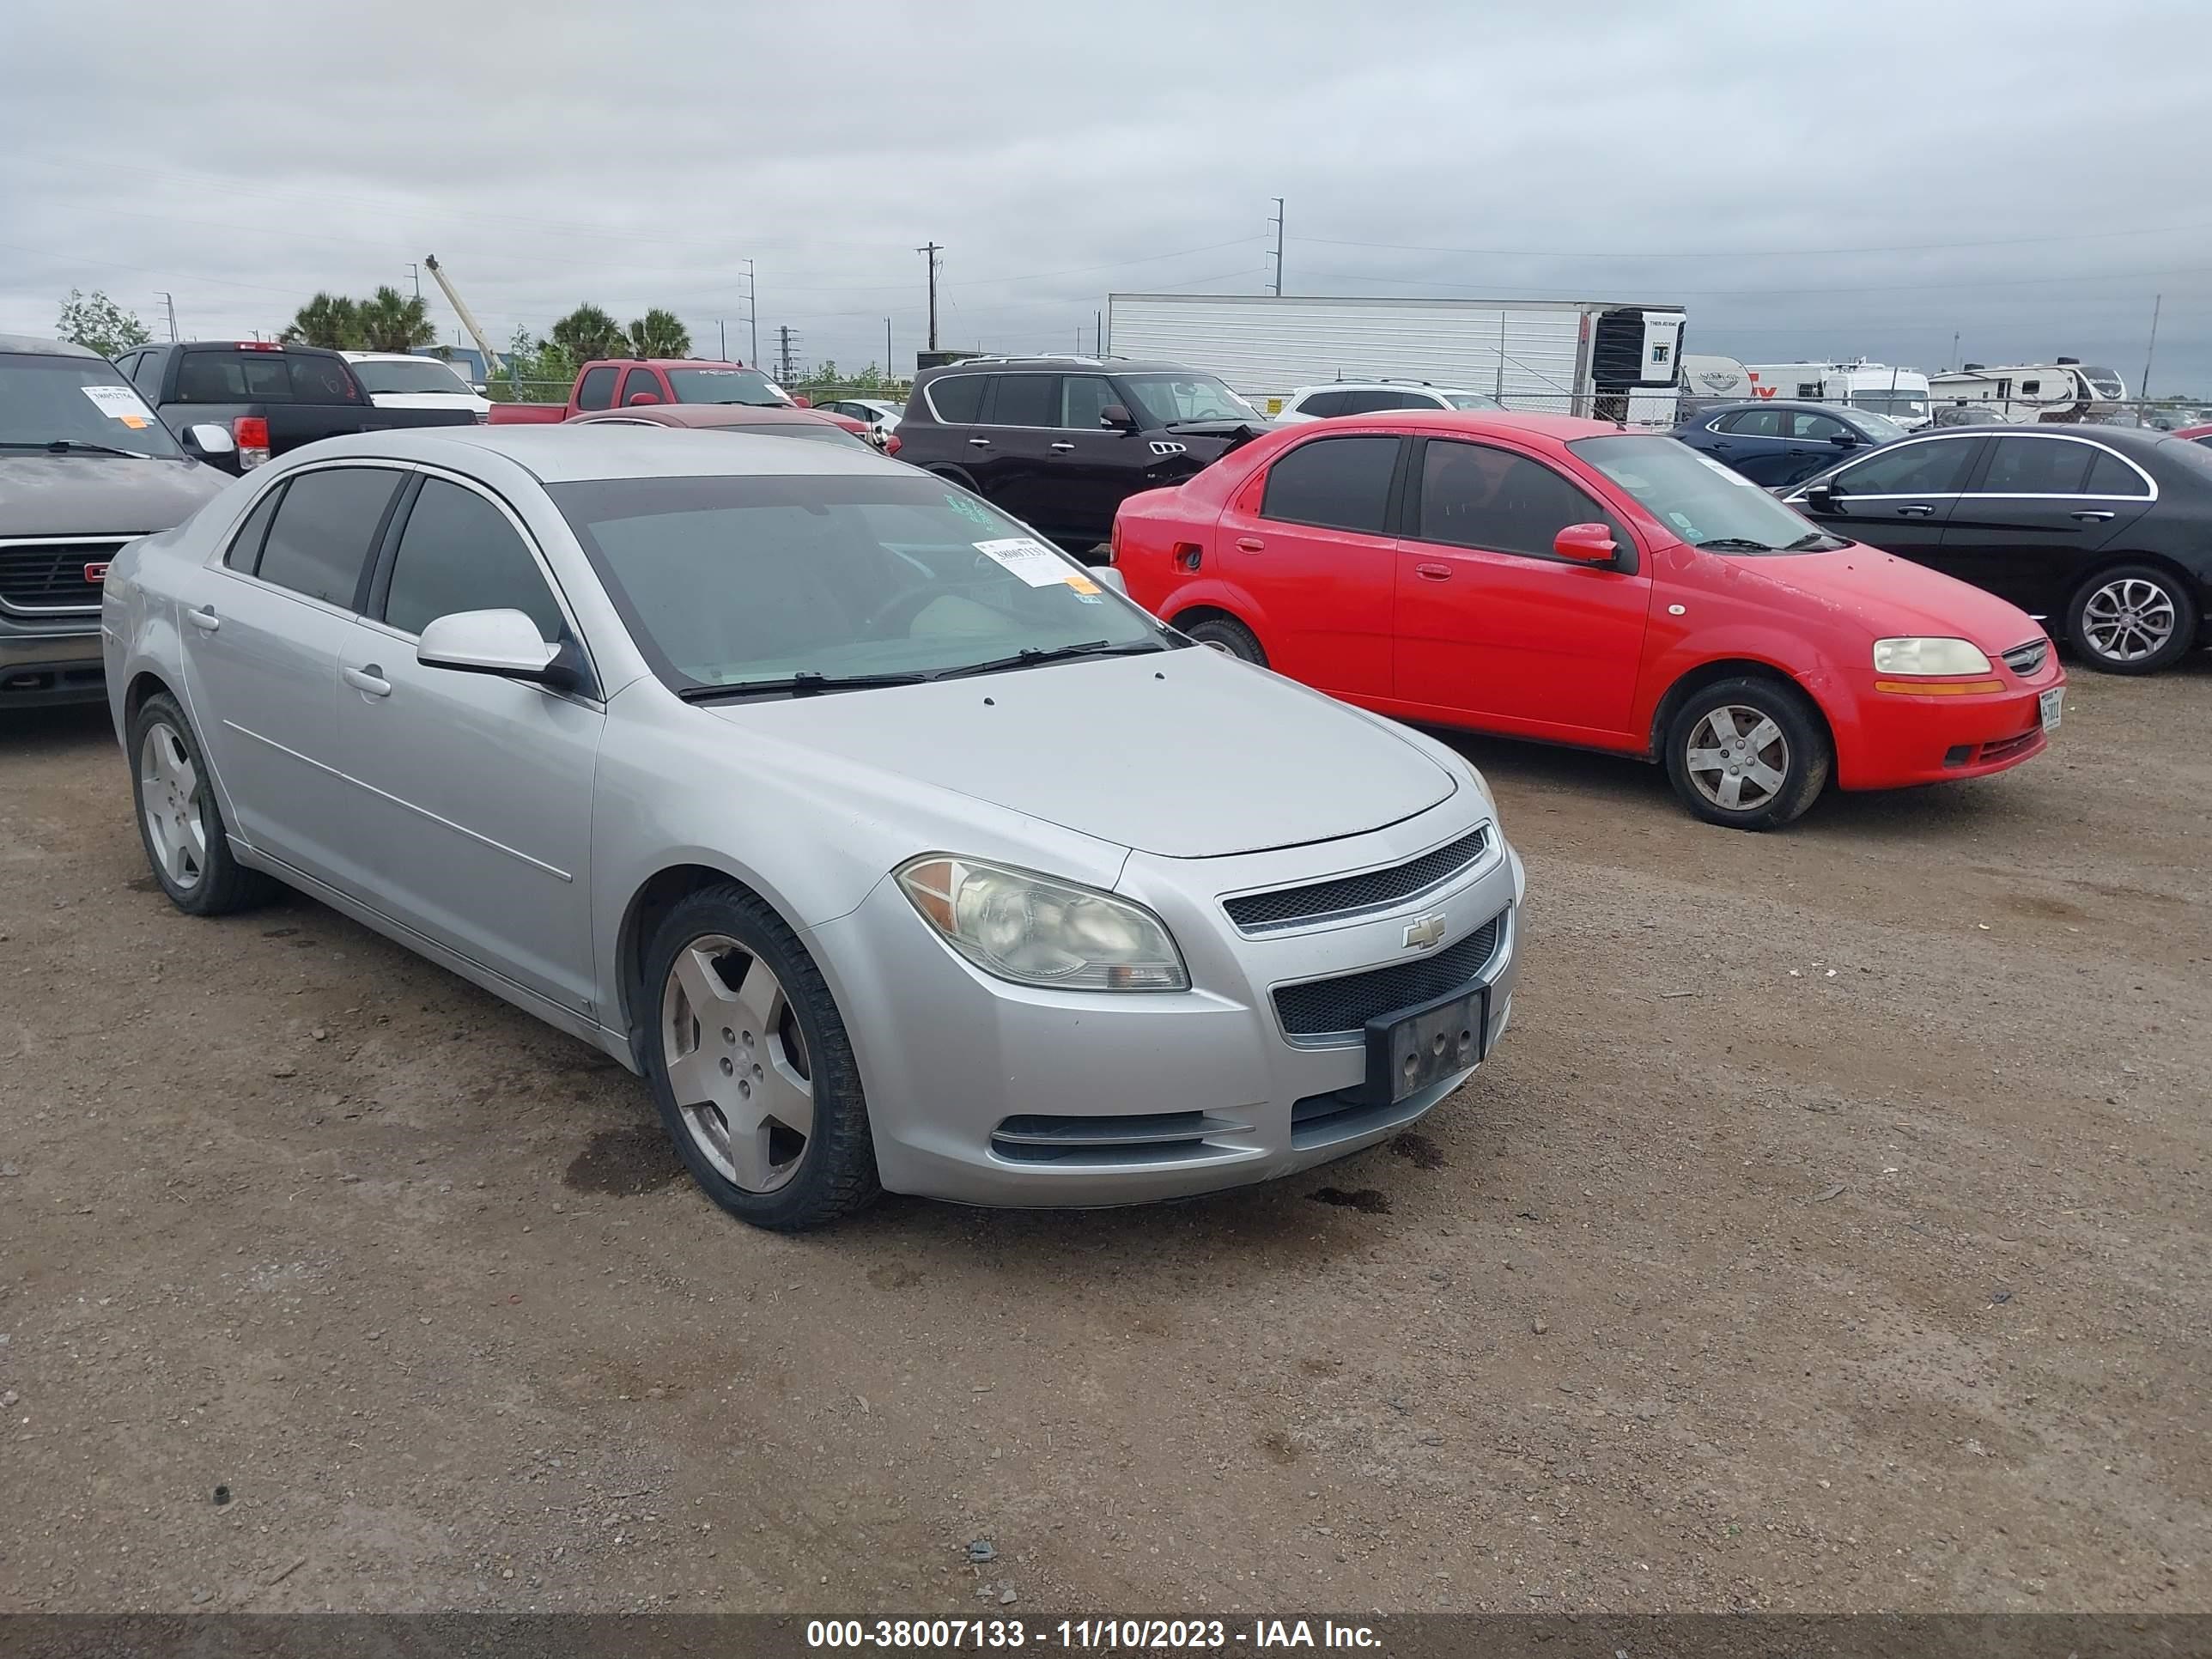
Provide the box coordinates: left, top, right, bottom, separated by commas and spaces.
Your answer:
5, 0, 2207, 394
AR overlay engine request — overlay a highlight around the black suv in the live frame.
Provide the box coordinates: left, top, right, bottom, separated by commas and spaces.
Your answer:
896, 357, 1274, 551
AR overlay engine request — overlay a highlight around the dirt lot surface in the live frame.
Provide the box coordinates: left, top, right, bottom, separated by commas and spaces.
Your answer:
2, 664, 2206, 1617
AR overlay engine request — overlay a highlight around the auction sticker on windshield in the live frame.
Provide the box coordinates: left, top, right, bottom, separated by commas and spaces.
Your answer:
80, 385, 154, 429
975, 536, 1085, 589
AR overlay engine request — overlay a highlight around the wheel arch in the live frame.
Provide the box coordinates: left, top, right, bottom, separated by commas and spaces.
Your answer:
614, 861, 784, 1064
123, 670, 176, 725
1649, 657, 1838, 759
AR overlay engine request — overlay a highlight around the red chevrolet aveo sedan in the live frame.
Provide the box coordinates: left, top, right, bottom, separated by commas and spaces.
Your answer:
1113, 411, 2065, 830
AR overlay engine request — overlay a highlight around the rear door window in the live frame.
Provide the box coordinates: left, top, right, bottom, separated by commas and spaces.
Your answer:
253, 466, 402, 608
1416, 441, 1623, 559
984, 374, 1058, 428
1295, 390, 1347, 418
1259, 435, 1401, 534
575, 366, 618, 410
1832, 438, 1978, 495
1717, 407, 1783, 437
1978, 436, 2094, 495
924, 374, 986, 423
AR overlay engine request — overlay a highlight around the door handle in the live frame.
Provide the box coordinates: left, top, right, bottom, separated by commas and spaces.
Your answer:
2071, 509, 2115, 522
1049, 441, 1076, 452
343, 664, 392, 698
186, 606, 220, 632
1895, 503, 1936, 516
1414, 562, 1452, 581
1235, 537, 1264, 552
968, 436, 993, 447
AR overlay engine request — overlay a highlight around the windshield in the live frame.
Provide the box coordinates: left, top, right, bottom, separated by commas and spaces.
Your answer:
550, 473, 1169, 695
351, 359, 476, 396
1117, 374, 1259, 427
664, 367, 787, 406
0, 353, 185, 458
1570, 434, 1833, 555
1443, 392, 1503, 410
1844, 403, 1916, 432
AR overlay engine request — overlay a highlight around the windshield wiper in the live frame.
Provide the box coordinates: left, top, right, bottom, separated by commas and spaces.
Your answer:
1784, 531, 1849, 551
0, 439, 146, 458
933, 639, 1166, 681
1694, 537, 1781, 552
677, 669, 929, 703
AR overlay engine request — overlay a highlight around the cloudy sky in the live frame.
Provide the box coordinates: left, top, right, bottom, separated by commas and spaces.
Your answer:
5, 1, 2207, 394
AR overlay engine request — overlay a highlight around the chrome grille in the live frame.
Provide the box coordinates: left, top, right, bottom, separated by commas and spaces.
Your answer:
1224, 826, 1490, 933
2001, 638, 2050, 676
0, 538, 129, 614
1273, 912, 1504, 1040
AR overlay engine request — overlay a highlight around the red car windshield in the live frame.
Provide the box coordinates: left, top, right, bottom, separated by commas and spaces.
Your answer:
1571, 434, 1842, 554
664, 367, 786, 406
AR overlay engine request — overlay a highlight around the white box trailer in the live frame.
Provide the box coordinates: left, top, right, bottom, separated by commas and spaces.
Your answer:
1103, 293, 1688, 424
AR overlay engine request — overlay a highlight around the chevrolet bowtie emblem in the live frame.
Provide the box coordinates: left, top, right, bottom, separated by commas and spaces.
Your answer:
1402, 912, 1449, 951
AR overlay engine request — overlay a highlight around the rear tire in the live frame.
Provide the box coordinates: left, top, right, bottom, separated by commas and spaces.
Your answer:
128, 692, 273, 915
2065, 562, 2195, 675
1662, 677, 1831, 830
1180, 614, 1267, 665
642, 884, 880, 1231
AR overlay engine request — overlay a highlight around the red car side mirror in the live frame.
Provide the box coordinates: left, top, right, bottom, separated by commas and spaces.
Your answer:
626, 392, 660, 406
790, 393, 811, 408
1553, 522, 1619, 563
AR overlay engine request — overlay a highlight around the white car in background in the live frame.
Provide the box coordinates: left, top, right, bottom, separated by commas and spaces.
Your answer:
816, 397, 902, 434
1276, 382, 1504, 422
342, 352, 491, 421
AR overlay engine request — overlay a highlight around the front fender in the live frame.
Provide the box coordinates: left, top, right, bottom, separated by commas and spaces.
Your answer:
1636, 627, 1854, 753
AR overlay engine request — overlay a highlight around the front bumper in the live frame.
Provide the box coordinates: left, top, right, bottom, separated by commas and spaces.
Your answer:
810, 807, 1524, 1206
0, 628, 106, 707
1832, 667, 2064, 790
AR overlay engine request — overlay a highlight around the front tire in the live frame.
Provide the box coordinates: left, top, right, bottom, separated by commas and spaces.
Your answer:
1180, 614, 1267, 665
2066, 563, 2195, 675
643, 884, 879, 1231
128, 692, 272, 915
1662, 677, 1831, 830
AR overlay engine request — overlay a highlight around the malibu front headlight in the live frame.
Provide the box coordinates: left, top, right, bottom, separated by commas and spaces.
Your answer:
1872, 637, 1992, 676
896, 855, 1189, 992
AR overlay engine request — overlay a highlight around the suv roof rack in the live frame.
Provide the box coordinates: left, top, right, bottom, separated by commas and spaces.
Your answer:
944, 354, 1104, 368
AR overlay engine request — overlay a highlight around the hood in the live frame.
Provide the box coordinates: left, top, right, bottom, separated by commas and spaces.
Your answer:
0, 454, 228, 538
1703, 546, 2045, 649
706, 647, 1455, 858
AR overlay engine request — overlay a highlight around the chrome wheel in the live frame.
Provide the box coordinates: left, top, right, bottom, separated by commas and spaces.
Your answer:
2080, 576, 2177, 663
137, 721, 208, 890
1684, 704, 1790, 812
660, 934, 813, 1194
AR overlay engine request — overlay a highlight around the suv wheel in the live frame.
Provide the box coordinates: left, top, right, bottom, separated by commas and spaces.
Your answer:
1662, 678, 1830, 830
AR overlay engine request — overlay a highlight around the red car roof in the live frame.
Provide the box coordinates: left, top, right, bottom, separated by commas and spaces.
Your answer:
1304, 408, 1632, 444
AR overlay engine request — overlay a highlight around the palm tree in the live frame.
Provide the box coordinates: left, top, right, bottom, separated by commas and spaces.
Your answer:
355, 286, 437, 353
281, 292, 362, 349
550, 304, 625, 364
625, 307, 691, 359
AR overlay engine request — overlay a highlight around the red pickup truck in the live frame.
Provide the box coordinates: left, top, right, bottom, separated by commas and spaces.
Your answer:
487, 359, 869, 438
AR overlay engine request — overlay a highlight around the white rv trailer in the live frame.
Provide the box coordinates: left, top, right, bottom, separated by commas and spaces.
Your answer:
1925, 359, 2129, 423
1104, 294, 1688, 425
1741, 361, 1934, 427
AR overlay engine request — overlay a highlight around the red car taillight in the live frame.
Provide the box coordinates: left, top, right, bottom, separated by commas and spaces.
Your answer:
884, 433, 902, 457
234, 416, 270, 470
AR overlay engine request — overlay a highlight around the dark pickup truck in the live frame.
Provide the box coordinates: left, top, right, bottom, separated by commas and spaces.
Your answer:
110, 341, 477, 474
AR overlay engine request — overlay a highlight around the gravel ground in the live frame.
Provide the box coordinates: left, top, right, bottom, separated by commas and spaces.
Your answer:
1, 661, 2206, 1615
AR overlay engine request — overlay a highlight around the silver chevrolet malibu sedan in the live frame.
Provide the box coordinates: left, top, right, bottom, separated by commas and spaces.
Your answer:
103, 427, 1525, 1229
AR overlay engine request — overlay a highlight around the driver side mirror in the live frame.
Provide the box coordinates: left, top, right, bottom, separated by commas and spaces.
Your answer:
1804, 482, 1841, 513
417, 609, 574, 690
1552, 523, 1619, 565
625, 392, 660, 406
1829, 431, 1861, 447
1098, 403, 1138, 432
180, 422, 236, 462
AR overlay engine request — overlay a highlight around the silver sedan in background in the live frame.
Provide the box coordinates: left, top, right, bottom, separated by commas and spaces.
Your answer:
103, 428, 1524, 1229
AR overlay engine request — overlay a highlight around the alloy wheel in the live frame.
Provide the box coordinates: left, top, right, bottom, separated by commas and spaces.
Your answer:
660, 934, 814, 1194
138, 722, 208, 890
2080, 576, 2177, 664
1684, 704, 1790, 812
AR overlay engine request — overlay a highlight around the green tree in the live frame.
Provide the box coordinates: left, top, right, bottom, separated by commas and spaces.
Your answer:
624, 307, 690, 358
355, 285, 437, 353
56, 289, 152, 358
281, 292, 362, 349
550, 304, 625, 364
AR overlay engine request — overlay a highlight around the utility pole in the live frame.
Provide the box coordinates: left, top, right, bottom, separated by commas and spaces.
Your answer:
157, 292, 178, 342
2139, 293, 2162, 412
884, 318, 893, 380
1095, 309, 1103, 356
1951, 331, 1960, 370
776, 325, 799, 385
916, 242, 942, 350
406, 262, 421, 300
745, 260, 757, 366
1269, 197, 1285, 297
718, 319, 726, 358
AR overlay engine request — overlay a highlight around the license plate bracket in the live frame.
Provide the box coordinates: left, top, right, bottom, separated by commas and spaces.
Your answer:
2039, 687, 2063, 732
1361, 983, 1490, 1107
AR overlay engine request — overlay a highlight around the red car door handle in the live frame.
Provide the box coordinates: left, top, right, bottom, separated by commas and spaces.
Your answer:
1896, 503, 1936, 516
1236, 537, 1265, 552
1415, 562, 1452, 581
